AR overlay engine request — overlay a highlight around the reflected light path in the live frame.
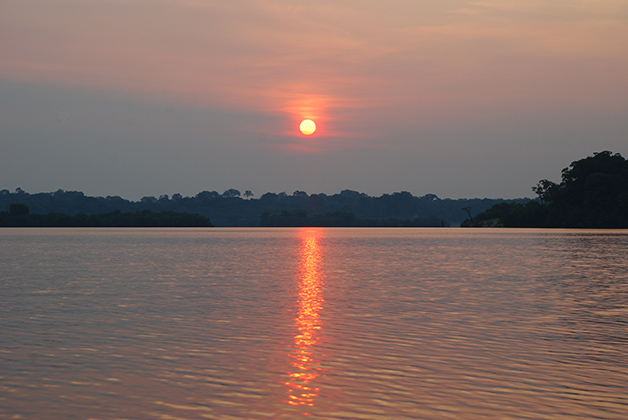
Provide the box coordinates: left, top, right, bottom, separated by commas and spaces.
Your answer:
285, 228, 325, 410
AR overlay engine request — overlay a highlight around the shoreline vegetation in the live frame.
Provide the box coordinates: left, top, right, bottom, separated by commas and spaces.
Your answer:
2, 151, 625, 228
260, 210, 448, 227
0, 207, 213, 228
461, 151, 628, 228
0, 188, 527, 228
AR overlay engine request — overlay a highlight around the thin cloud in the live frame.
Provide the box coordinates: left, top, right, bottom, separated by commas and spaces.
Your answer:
1, 0, 626, 153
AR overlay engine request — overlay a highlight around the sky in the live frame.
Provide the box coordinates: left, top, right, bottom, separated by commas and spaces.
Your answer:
2, 0, 627, 200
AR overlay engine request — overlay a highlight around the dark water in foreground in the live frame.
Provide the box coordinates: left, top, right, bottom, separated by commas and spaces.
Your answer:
1, 228, 627, 419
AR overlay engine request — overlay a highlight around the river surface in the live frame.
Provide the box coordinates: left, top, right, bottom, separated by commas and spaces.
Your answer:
1, 228, 627, 419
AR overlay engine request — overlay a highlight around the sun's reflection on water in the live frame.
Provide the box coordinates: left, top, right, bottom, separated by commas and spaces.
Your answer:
285, 228, 325, 410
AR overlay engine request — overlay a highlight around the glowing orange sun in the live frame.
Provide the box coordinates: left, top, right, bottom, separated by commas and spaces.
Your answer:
299, 119, 316, 135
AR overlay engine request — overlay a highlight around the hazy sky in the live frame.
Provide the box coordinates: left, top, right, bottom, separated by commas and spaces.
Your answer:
2, 0, 627, 199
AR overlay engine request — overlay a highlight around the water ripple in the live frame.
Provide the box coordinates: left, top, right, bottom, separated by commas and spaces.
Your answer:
1, 228, 627, 419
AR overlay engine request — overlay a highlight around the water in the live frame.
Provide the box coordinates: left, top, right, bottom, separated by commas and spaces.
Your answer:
1, 228, 627, 419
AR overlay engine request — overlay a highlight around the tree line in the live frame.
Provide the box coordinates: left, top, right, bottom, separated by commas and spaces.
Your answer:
5, 151, 622, 228
260, 209, 448, 227
462, 151, 628, 228
0, 204, 213, 227
0, 188, 527, 227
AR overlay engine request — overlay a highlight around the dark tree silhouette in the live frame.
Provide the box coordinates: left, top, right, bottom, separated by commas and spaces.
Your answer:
10, 203, 30, 216
466, 151, 628, 228
222, 189, 241, 198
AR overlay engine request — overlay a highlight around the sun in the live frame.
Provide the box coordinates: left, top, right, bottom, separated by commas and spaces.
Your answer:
299, 119, 316, 135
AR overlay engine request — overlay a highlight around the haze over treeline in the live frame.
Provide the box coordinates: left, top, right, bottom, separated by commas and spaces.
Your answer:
0, 189, 527, 227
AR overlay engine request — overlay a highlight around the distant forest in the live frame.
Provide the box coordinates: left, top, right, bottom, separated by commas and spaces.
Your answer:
0, 204, 212, 228
0, 188, 528, 227
5, 151, 623, 228
462, 151, 628, 228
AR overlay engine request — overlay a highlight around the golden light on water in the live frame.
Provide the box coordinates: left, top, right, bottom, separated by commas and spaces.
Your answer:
286, 229, 325, 410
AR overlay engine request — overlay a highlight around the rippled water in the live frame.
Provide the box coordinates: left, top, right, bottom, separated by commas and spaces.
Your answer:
1, 228, 627, 419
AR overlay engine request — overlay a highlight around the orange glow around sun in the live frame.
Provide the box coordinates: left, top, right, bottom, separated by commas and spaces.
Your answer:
299, 119, 316, 135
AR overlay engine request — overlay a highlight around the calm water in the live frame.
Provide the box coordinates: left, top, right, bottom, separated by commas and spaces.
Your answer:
1, 228, 627, 419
